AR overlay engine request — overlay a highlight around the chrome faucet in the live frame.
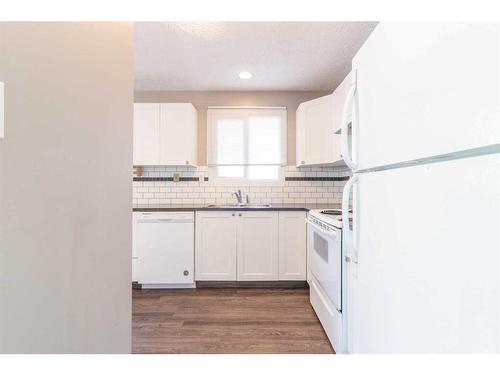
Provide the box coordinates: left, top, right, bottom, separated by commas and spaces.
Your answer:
233, 190, 251, 205
233, 189, 243, 204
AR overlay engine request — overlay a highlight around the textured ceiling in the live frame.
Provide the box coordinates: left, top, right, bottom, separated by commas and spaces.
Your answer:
134, 22, 378, 91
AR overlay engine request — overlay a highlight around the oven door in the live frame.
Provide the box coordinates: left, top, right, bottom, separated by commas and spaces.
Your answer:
307, 217, 342, 311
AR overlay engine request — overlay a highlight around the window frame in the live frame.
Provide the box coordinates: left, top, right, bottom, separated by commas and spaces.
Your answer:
207, 107, 287, 185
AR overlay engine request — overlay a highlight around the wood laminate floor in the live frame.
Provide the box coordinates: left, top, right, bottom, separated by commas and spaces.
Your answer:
132, 287, 335, 354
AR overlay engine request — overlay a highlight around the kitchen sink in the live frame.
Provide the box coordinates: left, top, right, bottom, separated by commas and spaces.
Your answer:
205, 204, 272, 209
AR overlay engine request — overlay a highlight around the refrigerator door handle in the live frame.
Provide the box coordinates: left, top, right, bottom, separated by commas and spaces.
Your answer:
340, 70, 357, 171
342, 175, 358, 263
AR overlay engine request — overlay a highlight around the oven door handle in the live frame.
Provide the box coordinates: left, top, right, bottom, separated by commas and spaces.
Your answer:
306, 219, 338, 238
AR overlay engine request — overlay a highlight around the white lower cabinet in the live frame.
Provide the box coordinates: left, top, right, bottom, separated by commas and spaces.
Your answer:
195, 211, 238, 281
195, 210, 306, 281
132, 258, 138, 282
132, 213, 139, 282
278, 211, 307, 280
237, 212, 279, 281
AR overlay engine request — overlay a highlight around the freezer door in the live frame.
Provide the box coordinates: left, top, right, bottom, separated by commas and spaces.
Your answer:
347, 153, 500, 353
351, 23, 500, 170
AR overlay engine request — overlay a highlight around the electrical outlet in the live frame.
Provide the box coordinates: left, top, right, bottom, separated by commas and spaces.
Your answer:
173, 173, 180, 183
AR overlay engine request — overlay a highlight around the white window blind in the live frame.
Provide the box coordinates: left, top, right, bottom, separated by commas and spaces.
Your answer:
207, 107, 287, 180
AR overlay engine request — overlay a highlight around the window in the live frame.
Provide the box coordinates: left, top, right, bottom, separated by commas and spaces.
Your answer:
207, 107, 287, 182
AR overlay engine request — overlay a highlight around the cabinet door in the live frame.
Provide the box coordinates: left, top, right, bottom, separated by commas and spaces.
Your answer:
331, 72, 352, 164
160, 103, 198, 166
237, 211, 279, 281
132, 213, 139, 282
195, 212, 237, 281
278, 211, 307, 280
133, 103, 160, 165
296, 103, 307, 167
304, 94, 335, 165
332, 71, 352, 134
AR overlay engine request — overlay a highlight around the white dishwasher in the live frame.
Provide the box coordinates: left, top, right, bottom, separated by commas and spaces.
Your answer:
133, 211, 195, 288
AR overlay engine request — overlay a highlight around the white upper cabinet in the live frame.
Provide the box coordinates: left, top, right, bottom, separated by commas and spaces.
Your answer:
160, 103, 198, 166
133, 103, 160, 166
296, 86, 349, 167
332, 71, 352, 135
304, 94, 335, 165
133, 103, 198, 166
296, 104, 307, 166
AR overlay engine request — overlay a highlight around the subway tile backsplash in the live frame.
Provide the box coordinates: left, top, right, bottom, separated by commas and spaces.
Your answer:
132, 166, 352, 207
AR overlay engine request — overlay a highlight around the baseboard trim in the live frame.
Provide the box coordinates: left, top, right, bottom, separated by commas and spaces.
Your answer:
132, 282, 197, 289
141, 283, 196, 289
133, 281, 308, 289
196, 280, 308, 289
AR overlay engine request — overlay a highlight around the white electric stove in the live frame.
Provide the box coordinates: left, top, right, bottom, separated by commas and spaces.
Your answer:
306, 208, 351, 353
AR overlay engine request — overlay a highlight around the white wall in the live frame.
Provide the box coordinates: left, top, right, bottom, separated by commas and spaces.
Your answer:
0, 23, 133, 353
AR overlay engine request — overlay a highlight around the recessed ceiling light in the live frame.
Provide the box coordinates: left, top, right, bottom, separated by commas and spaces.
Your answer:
239, 71, 252, 80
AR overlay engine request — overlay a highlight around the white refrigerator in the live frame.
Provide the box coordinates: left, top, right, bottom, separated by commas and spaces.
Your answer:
340, 23, 500, 353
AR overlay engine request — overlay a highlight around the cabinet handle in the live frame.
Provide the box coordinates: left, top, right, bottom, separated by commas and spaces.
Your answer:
238, 213, 242, 217
232, 213, 235, 216
185, 160, 189, 165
